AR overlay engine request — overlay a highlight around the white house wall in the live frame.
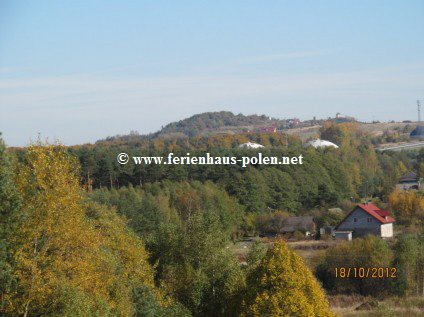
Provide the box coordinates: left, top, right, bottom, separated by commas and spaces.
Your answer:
380, 223, 393, 238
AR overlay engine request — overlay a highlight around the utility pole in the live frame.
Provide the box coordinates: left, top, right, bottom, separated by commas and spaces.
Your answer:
285, 132, 288, 148
284, 120, 289, 148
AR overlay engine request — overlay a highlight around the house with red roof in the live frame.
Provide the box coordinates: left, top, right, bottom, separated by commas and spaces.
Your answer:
334, 204, 395, 240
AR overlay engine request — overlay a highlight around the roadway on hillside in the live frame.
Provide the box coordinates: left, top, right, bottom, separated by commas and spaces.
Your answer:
376, 141, 424, 152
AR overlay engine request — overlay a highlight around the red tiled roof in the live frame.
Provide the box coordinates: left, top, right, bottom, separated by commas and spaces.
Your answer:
357, 204, 395, 223
376, 210, 390, 217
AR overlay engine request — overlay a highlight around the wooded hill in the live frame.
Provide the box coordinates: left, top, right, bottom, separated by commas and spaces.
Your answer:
101, 111, 286, 142
97, 111, 412, 147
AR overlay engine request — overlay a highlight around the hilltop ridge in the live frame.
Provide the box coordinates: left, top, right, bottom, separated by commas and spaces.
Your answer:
98, 111, 414, 146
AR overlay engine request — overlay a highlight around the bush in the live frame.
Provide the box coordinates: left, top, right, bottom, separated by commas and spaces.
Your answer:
315, 235, 393, 296
293, 230, 305, 241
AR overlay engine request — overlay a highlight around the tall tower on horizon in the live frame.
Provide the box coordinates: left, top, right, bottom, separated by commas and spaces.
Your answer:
410, 100, 424, 139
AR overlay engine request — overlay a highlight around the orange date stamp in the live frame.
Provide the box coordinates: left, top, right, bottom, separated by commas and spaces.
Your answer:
335, 267, 396, 278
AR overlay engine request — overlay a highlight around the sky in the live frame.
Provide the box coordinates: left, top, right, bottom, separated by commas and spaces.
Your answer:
1, 1, 424, 146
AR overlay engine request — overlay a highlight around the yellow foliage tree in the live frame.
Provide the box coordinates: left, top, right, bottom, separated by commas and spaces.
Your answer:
9, 144, 156, 316
389, 189, 424, 223
395, 161, 408, 180
418, 163, 424, 180
84, 202, 157, 315
240, 240, 336, 317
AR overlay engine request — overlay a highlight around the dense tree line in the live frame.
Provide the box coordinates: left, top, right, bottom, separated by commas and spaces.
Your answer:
0, 137, 336, 316
61, 122, 415, 214
11, 123, 423, 221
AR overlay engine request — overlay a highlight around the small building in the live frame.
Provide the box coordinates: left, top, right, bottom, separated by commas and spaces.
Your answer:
396, 171, 420, 190
280, 216, 316, 237
259, 127, 277, 133
261, 216, 316, 237
335, 204, 395, 239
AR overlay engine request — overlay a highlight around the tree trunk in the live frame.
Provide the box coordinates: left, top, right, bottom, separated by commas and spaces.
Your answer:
23, 300, 30, 317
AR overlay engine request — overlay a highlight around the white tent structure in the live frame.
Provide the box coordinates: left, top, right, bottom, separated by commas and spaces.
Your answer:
305, 139, 339, 149
239, 142, 264, 149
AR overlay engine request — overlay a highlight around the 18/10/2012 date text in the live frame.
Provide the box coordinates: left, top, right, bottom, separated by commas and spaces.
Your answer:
335, 267, 397, 278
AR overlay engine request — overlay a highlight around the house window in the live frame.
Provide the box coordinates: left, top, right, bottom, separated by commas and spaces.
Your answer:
353, 218, 357, 222
367, 217, 372, 223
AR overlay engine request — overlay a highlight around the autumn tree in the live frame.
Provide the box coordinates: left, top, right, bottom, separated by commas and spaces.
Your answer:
7, 143, 161, 316
9, 144, 108, 315
389, 189, 424, 224
240, 240, 336, 317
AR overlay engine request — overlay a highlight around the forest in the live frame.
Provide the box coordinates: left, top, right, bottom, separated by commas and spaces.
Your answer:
3, 121, 424, 316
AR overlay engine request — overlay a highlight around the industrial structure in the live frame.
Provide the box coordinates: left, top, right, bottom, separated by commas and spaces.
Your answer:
410, 100, 424, 139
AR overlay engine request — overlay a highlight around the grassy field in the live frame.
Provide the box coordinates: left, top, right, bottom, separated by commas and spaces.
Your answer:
330, 295, 424, 317
286, 121, 415, 142
230, 237, 335, 266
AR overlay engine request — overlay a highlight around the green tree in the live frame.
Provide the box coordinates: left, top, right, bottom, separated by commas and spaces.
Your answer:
226, 168, 268, 213
261, 168, 298, 212
393, 232, 424, 296
0, 135, 22, 314
246, 240, 267, 270
393, 234, 420, 295
161, 209, 245, 317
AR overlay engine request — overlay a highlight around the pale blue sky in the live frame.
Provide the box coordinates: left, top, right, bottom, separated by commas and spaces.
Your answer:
1, 1, 424, 146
